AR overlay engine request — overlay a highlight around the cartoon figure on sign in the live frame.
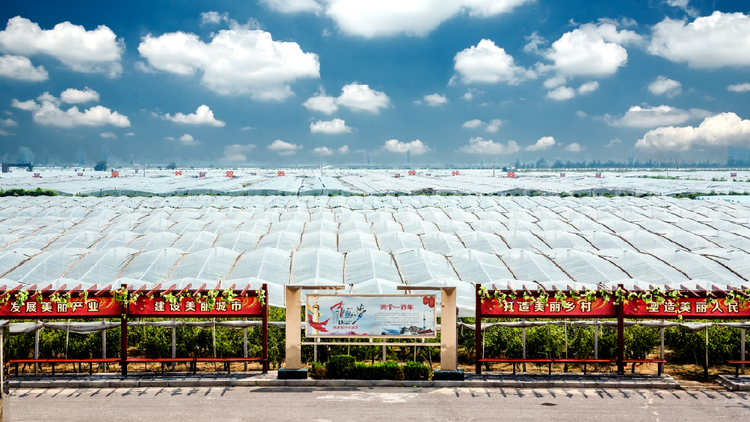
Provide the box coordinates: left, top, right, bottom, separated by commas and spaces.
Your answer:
308, 301, 329, 334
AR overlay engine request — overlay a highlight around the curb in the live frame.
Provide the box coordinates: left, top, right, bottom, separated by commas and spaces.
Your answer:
717, 375, 750, 391
8, 376, 681, 390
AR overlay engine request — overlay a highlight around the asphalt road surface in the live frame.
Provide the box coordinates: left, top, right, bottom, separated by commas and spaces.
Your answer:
7, 386, 750, 421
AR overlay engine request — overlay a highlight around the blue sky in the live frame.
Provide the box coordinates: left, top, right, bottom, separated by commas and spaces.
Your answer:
0, 0, 749, 167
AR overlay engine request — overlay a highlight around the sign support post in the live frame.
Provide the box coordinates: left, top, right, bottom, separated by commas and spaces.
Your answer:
279, 286, 306, 379
439, 287, 457, 371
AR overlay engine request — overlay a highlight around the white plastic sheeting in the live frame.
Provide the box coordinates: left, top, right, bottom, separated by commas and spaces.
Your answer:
1, 195, 750, 316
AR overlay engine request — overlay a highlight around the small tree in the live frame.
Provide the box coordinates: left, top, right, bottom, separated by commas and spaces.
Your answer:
94, 160, 108, 171
166, 162, 177, 170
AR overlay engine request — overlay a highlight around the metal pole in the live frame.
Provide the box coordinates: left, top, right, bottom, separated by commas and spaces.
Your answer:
102, 318, 107, 372
475, 284, 482, 375
660, 321, 665, 376
243, 318, 248, 372
705, 322, 709, 378
522, 319, 526, 372
382, 344, 386, 363
594, 319, 599, 372
617, 284, 624, 375
741, 320, 746, 375
262, 284, 268, 373
34, 321, 40, 374
120, 285, 128, 377
171, 318, 176, 372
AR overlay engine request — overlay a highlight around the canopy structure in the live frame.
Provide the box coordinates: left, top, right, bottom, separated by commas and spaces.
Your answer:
1, 195, 749, 316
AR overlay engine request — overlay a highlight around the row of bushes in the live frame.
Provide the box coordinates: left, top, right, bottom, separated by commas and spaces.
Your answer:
310, 355, 432, 380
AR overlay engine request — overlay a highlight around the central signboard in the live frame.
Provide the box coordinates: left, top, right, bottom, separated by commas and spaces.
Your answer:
305, 294, 437, 338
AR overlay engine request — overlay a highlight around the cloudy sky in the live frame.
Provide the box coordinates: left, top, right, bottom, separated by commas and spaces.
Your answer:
1, 0, 749, 166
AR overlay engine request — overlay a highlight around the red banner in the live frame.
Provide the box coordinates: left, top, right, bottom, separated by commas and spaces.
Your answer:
624, 298, 750, 318
128, 296, 262, 317
0, 297, 122, 318
480, 298, 616, 318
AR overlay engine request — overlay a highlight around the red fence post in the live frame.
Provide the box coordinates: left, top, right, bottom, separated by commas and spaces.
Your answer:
262, 284, 269, 374
475, 284, 482, 375
120, 285, 128, 376
617, 284, 625, 375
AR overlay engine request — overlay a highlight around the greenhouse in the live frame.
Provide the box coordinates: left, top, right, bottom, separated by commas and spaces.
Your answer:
0, 194, 748, 315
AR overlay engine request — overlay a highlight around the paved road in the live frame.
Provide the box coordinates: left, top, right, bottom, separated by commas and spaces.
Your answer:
7, 386, 750, 421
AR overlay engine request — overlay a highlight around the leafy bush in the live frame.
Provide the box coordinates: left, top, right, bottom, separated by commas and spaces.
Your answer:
94, 160, 108, 171
166, 162, 177, 170
309, 362, 326, 379
325, 355, 355, 379
403, 361, 431, 380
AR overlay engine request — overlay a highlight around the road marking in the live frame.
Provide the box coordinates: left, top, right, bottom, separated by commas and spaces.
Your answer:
317, 393, 418, 403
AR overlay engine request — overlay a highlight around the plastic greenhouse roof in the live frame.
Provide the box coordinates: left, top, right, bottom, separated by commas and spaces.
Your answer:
1, 194, 749, 316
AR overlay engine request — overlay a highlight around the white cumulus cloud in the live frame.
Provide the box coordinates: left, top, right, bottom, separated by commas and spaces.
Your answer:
383, 139, 431, 155
178, 134, 199, 145
12, 97, 130, 128
261, 0, 323, 13
303, 83, 390, 114
454, 39, 535, 85
99, 132, 116, 139
462, 119, 483, 129
544, 22, 641, 77
162, 105, 225, 127
138, 19, 320, 100
338, 145, 350, 153
606, 137, 622, 147
336, 83, 390, 113
578, 80, 599, 94
265, 0, 532, 38
547, 86, 576, 101
635, 112, 750, 152
125, 132, 135, 136
648, 76, 682, 97
224, 144, 256, 161
0, 54, 48, 81
543, 75, 566, 89
728, 83, 750, 93
525, 136, 556, 151
2, 118, 17, 127
423, 93, 448, 106
603, 105, 711, 128
60, 87, 99, 104
313, 146, 334, 155
310, 118, 352, 134
462, 119, 503, 132
459, 137, 519, 154
268, 139, 301, 155
565, 142, 583, 152
648, 12, 750, 68
0, 16, 123, 77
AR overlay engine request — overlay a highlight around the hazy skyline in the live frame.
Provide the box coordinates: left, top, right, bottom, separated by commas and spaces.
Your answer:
1, 0, 750, 166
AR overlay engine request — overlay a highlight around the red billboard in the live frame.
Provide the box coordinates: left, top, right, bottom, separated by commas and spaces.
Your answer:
128, 296, 262, 317
0, 297, 122, 318
480, 297, 616, 318
624, 298, 750, 318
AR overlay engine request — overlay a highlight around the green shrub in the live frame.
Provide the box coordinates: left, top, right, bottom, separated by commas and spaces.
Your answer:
403, 361, 431, 380
325, 355, 355, 379
309, 362, 326, 379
